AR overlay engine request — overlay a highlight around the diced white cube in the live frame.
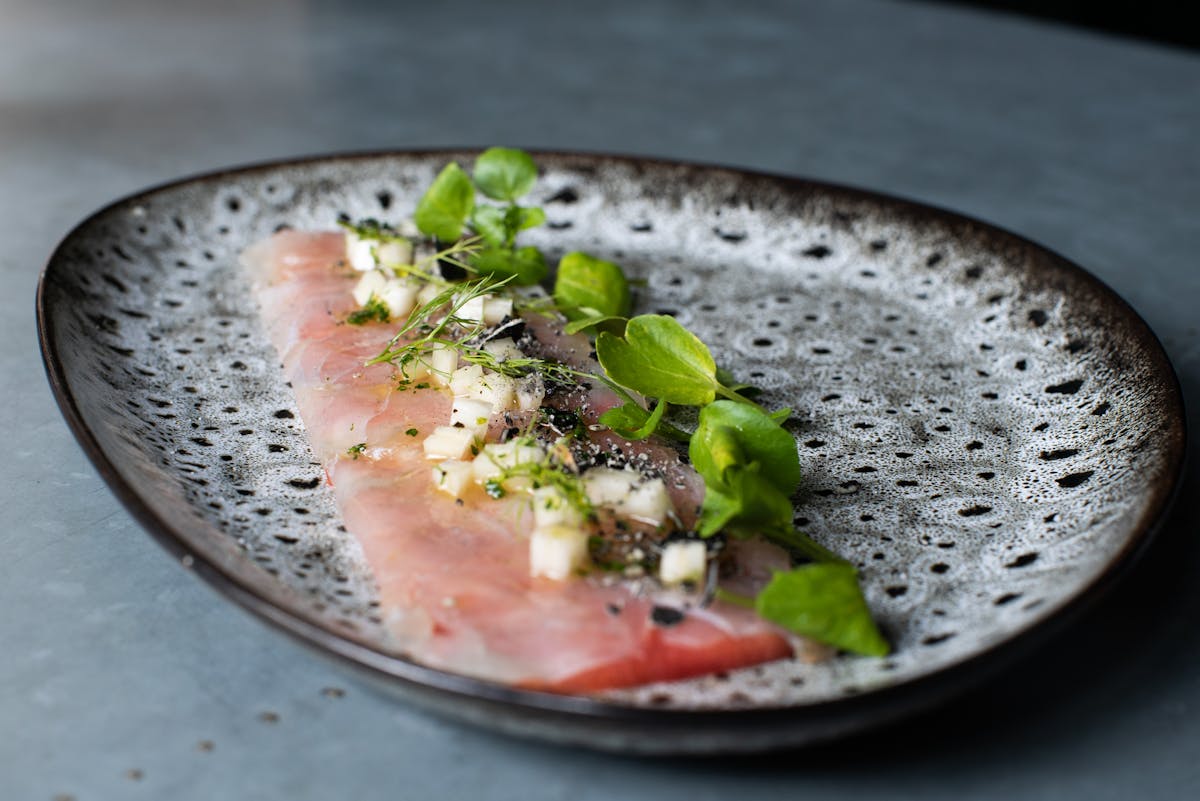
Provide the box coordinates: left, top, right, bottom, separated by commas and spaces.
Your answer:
581, 469, 673, 525
531, 486, 584, 528
483, 297, 514, 325
397, 353, 431, 382
623, 478, 673, 525
380, 278, 419, 320
422, 425, 478, 460
451, 398, 494, 436
472, 440, 544, 483
432, 460, 474, 498
456, 293, 489, 325
426, 343, 458, 386
352, 270, 388, 306
482, 337, 524, 363
345, 233, 377, 271
449, 365, 486, 396
417, 282, 443, 307
472, 373, 517, 410
530, 525, 590, 581
515, 374, 545, 412
471, 449, 504, 483
375, 239, 413, 267
583, 467, 636, 507
659, 541, 708, 586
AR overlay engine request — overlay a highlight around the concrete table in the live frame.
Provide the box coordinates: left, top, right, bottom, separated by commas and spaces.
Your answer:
3, 1, 1197, 798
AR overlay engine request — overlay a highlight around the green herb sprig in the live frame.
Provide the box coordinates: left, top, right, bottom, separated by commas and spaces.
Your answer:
414, 148, 549, 285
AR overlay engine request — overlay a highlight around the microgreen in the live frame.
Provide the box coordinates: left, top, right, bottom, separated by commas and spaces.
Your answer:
346, 442, 367, 459
596, 315, 721, 406
690, 402, 800, 496
346, 293, 390, 325
472, 245, 548, 284
737, 564, 890, 656
472, 205, 546, 249
598, 399, 690, 442
563, 314, 629, 335
473, 147, 538, 202
415, 162, 475, 242
598, 398, 666, 440
554, 252, 631, 332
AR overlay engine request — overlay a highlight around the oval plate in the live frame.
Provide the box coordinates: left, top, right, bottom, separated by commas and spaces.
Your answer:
37, 151, 1184, 753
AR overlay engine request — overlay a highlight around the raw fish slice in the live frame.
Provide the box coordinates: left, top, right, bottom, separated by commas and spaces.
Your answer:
243, 230, 793, 691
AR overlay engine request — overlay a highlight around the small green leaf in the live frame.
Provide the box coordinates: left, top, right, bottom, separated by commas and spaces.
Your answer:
690, 401, 801, 496
509, 205, 545, 233
415, 163, 475, 241
471, 205, 545, 249
563, 313, 628, 336
696, 486, 742, 537
756, 563, 890, 656
554, 252, 632, 322
470, 205, 507, 248
697, 466, 794, 537
472, 245, 548, 285
473, 147, 538, 201
598, 398, 667, 440
595, 315, 718, 405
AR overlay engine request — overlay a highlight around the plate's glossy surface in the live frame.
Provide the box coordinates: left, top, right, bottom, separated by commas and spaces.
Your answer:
38, 151, 1184, 753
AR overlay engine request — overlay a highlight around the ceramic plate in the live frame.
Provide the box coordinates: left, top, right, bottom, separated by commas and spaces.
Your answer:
37, 151, 1184, 753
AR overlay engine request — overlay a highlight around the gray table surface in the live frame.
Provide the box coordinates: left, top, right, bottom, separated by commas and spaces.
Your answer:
3, 0, 1198, 798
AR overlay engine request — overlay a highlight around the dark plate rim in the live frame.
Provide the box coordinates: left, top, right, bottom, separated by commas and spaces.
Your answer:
35, 148, 1188, 732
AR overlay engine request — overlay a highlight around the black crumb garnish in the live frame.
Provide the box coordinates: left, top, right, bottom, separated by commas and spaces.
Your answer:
650, 606, 685, 627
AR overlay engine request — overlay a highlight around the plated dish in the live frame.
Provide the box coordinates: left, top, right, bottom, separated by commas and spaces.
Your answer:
38, 151, 1184, 753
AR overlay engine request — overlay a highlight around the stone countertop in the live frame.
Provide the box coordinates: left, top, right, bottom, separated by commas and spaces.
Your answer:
2, 1, 1198, 798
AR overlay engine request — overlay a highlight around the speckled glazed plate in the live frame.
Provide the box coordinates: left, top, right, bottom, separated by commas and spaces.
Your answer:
38, 151, 1184, 754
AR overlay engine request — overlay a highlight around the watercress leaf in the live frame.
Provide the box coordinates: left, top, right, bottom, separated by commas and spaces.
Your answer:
689, 423, 743, 487
715, 366, 761, 398
696, 485, 742, 537
770, 407, 792, 423
756, 563, 890, 656
692, 401, 801, 495
470, 205, 507, 248
415, 162, 475, 242
472, 245, 548, 285
595, 315, 718, 406
563, 313, 627, 335
554, 251, 632, 321
473, 147, 538, 201
697, 465, 794, 537
598, 398, 667, 440
500, 204, 545, 240
514, 205, 545, 231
